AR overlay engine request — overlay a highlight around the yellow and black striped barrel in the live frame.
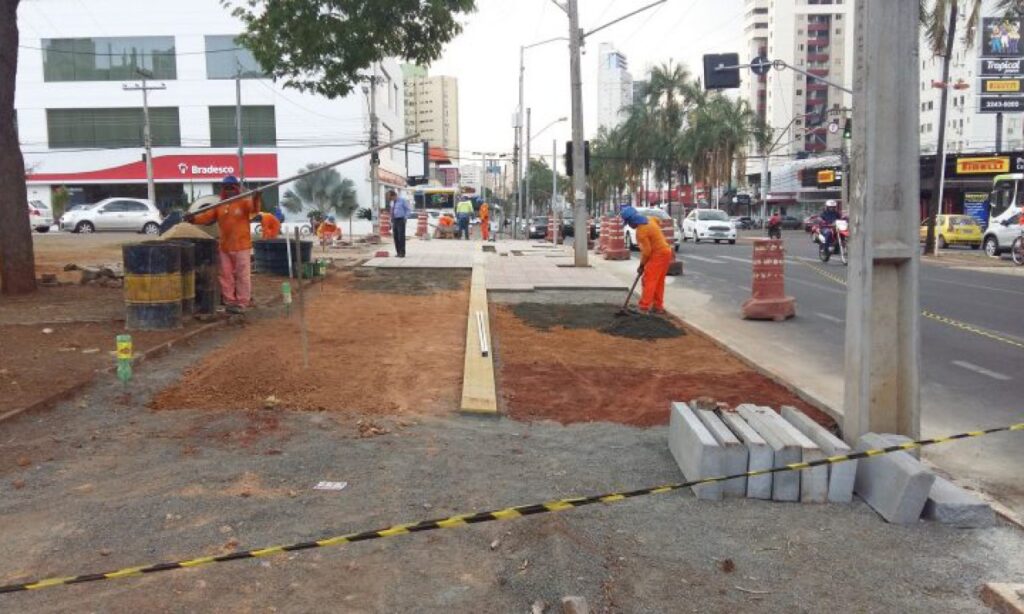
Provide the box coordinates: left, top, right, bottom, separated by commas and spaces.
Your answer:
165, 241, 196, 315
123, 242, 183, 330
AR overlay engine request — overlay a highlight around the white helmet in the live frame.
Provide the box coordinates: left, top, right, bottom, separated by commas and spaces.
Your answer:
825, 199, 838, 208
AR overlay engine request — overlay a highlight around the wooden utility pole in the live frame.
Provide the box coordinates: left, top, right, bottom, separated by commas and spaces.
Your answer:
843, 0, 921, 440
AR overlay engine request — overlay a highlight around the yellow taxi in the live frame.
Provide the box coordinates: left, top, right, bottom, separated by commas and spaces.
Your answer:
919, 214, 983, 249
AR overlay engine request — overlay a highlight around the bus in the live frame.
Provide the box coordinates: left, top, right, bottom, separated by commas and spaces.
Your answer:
983, 174, 1024, 257
412, 186, 458, 211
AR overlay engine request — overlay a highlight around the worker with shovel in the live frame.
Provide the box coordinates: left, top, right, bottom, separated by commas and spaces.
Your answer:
189, 175, 261, 314
621, 206, 672, 315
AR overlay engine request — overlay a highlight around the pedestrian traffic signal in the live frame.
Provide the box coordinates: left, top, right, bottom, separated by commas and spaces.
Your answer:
843, 118, 852, 140
564, 141, 591, 176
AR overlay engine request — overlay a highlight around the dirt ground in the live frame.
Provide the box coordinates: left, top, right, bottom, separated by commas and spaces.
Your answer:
151, 269, 470, 416
0, 336, 1021, 613
493, 303, 832, 428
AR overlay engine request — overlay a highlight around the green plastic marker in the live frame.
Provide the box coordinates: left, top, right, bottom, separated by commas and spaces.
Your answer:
282, 281, 292, 315
116, 334, 133, 383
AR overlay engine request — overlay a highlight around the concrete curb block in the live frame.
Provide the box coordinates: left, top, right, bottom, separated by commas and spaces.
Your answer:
980, 583, 1024, 614
737, 405, 801, 502
696, 410, 748, 498
668, 402, 723, 501
854, 433, 936, 525
782, 406, 856, 503
719, 412, 773, 500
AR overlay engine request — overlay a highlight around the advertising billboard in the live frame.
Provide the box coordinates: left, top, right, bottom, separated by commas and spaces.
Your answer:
982, 17, 1023, 58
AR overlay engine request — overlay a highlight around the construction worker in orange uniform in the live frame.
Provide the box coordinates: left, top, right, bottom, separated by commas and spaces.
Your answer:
621, 206, 672, 315
252, 210, 282, 239
190, 176, 261, 313
316, 215, 341, 246
479, 202, 490, 241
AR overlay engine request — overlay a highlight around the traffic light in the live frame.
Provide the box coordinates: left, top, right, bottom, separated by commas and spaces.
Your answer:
564, 141, 591, 176
843, 118, 852, 140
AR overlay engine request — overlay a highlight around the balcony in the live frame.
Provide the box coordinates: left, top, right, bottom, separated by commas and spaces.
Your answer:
807, 53, 830, 63
804, 142, 828, 153
808, 68, 830, 77
807, 81, 828, 91
806, 37, 829, 46
807, 22, 830, 32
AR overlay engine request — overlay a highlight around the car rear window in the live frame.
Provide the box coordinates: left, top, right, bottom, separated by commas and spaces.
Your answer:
948, 216, 977, 227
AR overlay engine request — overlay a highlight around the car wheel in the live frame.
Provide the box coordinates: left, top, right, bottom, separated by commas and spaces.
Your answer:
970, 243, 980, 250
35, 226, 50, 233
142, 222, 160, 235
300, 224, 312, 236
937, 235, 947, 249
76, 221, 95, 234
983, 236, 999, 257
713, 239, 720, 244
728, 239, 736, 245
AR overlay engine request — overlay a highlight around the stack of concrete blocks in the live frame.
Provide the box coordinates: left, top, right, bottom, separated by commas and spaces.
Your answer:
854, 433, 995, 527
781, 406, 856, 503
668, 402, 723, 500
738, 405, 828, 502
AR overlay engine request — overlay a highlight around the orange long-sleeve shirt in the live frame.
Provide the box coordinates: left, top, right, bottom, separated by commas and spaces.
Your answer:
636, 217, 671, 264
255, 212, 281, 239
193, 195, 261, 253
479, 203, 489, 221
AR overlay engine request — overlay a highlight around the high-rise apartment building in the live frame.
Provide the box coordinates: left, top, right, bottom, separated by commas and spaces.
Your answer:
597, 43, 633, 132
742, 0, 855, 157
402, 65, 460, 161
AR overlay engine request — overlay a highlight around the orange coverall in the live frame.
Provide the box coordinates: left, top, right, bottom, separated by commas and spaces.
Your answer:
254, 212, 281, 239
192, 194, 261, 307
479, 203, 490, 240
316, 221, 341, 241
636, 217, 673, 312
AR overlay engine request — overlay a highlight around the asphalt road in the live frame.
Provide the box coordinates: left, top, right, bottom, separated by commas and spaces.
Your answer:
677, 229, 1024, 511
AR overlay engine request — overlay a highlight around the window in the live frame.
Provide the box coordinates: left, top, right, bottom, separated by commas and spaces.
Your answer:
209, 106, 276, 146
205, 35, 266, 79
43, 37, 176, 82
47, 108, 181, 148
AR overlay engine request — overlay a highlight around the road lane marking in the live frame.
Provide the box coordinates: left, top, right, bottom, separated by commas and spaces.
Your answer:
716, 255, 752, 264
922, 276, 1024, 297
787, 276, 846, 295
684, 254, 727, 264
951, 360, 1011, 381
815, 312, 844, 324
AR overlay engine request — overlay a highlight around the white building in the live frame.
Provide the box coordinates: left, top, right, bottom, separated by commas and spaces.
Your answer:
16, 0, 408, 218
402, 64, 460, 161
597, 43, 633, 132
742, 0, 855, 158
918, 0, 1022, 154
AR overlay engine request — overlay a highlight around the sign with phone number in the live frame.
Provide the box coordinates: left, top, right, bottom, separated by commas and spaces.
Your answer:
979, 95, 1024, 112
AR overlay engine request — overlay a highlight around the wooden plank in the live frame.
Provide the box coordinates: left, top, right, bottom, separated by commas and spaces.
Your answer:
460, 265, 498, 414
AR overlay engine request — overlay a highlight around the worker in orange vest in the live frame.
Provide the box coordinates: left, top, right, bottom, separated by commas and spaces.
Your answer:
621, 206, 672, 315
252, 210, 282, 239
479, 202, 490, 241
190, 176, 261, 313
316, 215, 341, 246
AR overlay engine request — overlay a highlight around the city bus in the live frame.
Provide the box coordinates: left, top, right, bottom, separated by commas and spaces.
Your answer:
983, 174, 1024, 257
412, 186, 458, 211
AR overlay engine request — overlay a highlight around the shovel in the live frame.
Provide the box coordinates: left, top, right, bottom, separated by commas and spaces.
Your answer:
615, 268, 643, 317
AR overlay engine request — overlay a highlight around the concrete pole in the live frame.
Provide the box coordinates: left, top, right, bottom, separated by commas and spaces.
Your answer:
551, 138, 557, 214
235, 71, 246, 183
843, 0, 921, 441
141, 80, 156, 205
760, 150, 769, 223
369, 65, 380, 235
525, 108, 531, 217
516, 45, 525, 238
567, 0, 588, 266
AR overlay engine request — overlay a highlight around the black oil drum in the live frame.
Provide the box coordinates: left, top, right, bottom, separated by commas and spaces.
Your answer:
253, 238, 313, 276
123, 241, 183, 330
180, 238, 221, 315
165, 241, 196, 315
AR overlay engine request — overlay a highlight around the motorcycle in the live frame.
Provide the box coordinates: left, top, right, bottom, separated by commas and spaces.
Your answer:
767, 223, 782, 239
812, 219, 849, 265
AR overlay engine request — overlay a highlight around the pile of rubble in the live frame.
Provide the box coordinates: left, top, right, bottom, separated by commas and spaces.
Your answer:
669, 401, 995, 527
64, 263, 124, 288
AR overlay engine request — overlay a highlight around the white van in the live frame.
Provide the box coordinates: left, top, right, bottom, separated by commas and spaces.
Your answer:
982, 174, 1023, 257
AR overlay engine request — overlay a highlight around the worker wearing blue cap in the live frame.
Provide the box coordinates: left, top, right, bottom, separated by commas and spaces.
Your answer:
191, 175, 261, 313
621, 206, 672, 314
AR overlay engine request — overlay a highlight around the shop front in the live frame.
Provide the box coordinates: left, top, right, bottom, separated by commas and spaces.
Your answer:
919, 151, 1024, 225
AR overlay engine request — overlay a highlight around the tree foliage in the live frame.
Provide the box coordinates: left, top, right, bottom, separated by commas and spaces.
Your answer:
524, 158, 569, 211
281, 164, 359, 219
224, 0, 477, 98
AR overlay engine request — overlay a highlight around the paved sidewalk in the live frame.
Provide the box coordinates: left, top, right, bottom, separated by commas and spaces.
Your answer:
363, 239, 627, 292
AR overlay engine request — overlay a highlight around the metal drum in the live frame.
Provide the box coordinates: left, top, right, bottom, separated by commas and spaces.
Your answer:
253, 238, 313, 276
123, 241, 183, 330
165, 241, 196, 315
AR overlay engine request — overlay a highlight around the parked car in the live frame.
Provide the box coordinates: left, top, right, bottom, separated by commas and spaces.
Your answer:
559, 216, 599, 240
681, 208, 736, 244
730, 216, 754, 230
624, 208, 681, 251
59, 198, 161, 234
919, 215, 982, 250
527, 216, 549, 239
803, 214, 823, 232
982, 210, 1022, 257
778, 215, 803, 230
28, 200, 53, 232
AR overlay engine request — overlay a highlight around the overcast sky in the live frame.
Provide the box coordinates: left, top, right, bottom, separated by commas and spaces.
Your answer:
429, 0, 745, 168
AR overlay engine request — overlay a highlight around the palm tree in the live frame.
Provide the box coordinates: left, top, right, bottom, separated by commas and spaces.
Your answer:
921, 0, 1019, 255
644, 61, 701, 219
281, 163, 359, 236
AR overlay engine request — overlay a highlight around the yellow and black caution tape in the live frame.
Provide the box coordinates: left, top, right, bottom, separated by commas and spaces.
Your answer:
1, 422, 1022, 595
796, 260, 1024, 350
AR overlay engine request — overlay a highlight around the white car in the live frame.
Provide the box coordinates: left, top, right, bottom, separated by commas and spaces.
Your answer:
981, 206, 1021, 257
682, 208, 737, 244
60, 198, 162, 235
623, 208, 681, 252
28, 200, 53, 232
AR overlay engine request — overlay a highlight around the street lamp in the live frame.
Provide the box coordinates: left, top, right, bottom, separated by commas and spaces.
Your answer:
525, 116, 568, 220
470, 151, 497, 202
529, 116, 568, 143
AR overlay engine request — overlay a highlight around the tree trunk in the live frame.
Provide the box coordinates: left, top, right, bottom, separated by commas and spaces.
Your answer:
925, 2, 957, 257
0, 0, 36, 296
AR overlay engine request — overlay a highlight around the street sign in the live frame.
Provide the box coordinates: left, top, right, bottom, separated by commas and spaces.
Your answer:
828, 121, 840, 134
980, 57, 1024, 76
750, 56, 771, 76
703, 53, 740, 89
979, 95, 1024, 112
982, 77, 1024, 93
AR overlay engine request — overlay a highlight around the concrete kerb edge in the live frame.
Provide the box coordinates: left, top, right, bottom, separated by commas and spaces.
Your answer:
0, 273, 320, 427
917, 457, 1024, 532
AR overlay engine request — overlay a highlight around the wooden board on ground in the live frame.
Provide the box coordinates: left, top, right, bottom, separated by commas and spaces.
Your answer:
461, 265, 498, 414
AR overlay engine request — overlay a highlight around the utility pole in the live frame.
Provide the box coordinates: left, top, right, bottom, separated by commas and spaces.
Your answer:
844, 0, 921, 441
551, 138, 557, 215
235, 69, 246, 183
567, 0, 587, 265
368, 65, 381, 236
525, 108, 532, 217
123, 72, 166, 205
513, 123, 521, 238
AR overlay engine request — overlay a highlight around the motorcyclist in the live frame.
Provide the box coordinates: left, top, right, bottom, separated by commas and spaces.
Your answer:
767, 210, 782, 238
819, 200, 840, 247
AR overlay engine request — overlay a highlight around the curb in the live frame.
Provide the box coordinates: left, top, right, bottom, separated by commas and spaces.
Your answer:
0, 275, 321, 426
